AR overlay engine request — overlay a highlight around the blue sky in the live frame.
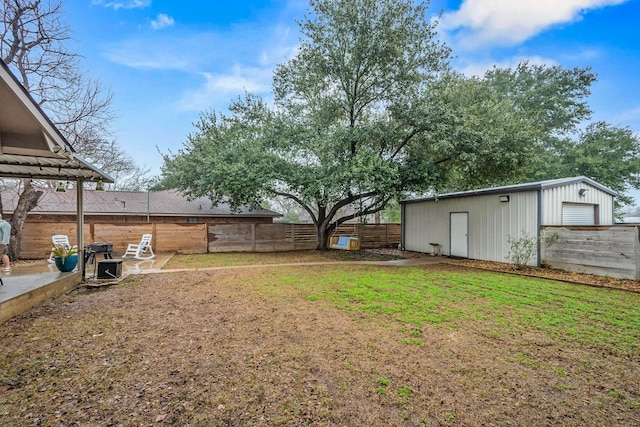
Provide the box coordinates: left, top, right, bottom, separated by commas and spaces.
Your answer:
63, 0, 640, 201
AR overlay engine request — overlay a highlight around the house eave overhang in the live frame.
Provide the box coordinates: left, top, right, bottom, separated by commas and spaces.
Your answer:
0, 60, 114, 183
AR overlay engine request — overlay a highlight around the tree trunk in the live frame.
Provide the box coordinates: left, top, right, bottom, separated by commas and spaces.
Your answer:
316, 225, 329, 251
9, 179, 43, 260
316, 218, 338, 251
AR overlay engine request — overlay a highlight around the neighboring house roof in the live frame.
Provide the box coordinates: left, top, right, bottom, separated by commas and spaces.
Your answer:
400, 176, 618, 204
2, 189, 281, 218
0, 59, 113, 183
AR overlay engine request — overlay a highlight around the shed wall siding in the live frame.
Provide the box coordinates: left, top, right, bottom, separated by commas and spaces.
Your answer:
403, 191, 539, 263
541, 182, 613, 225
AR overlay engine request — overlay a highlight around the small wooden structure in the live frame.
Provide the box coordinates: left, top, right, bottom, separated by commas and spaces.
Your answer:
329, 235, 361, 251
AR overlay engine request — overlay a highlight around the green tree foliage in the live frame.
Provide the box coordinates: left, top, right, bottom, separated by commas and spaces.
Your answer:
486, 63, 595, 136
538, 122, 640, 207
485, 63, 640, 208
160, 0, 543, 249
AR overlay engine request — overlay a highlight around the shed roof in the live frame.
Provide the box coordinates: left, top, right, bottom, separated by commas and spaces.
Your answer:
0, 60, 113, 183
2, 188, 281, 218
400, 176, 617, 205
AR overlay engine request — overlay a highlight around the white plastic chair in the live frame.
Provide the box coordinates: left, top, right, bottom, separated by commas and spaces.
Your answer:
47, 235, 76, 264
122, 233, 155, 260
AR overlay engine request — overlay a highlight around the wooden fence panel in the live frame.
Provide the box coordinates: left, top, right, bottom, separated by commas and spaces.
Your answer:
20, 223, 90, 259
254, 223, 294, 252
155, 224, 207, 254
333, 223, 400, 249
18, 220, 401, 259
93, 224, 154, 255
542, 226, 640, 280
207, 223, 401, 252
287, 224, 317, 251
208, 224, 255, 252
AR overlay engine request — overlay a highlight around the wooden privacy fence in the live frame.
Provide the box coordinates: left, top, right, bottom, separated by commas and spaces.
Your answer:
20, 222, 208, 259
541, 225, 640, 280
207, 223, 400, 252
19, 221, 400, 259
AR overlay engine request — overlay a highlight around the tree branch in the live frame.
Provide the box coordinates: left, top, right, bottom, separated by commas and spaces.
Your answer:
273, 191, 318, 225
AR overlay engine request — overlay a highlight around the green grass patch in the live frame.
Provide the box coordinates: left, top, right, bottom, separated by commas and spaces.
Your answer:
294, 266, 640, 355
162, 254, 640, 356
397, 386, 411, 399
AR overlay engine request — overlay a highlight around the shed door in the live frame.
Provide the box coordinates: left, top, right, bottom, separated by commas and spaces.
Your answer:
562, 203, 596, 225
450, 212, 468, 258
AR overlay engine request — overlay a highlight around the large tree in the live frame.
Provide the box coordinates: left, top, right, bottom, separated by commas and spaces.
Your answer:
161, 0, 539, 249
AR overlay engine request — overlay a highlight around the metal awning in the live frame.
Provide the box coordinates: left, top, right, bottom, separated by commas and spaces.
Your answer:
0, 152, 113, 181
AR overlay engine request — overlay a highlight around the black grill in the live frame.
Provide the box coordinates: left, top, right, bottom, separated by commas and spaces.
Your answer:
87, 243, 113, 253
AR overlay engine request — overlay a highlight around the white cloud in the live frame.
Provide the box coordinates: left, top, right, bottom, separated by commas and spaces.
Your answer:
104, 22, 298, 72
104, 40, 192, 70
150, 13, 175, 30
176, 67, 273, 112
102, 13, 299, 112
92, 0, 151, 10
439, 0, 628, 48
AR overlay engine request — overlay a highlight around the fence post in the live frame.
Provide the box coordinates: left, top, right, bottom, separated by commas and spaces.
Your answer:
201, 223, 208, 253
385, 224, 389, 246
636, 226, 640, 281
251, 224, 256, 252
151, 222, 157, 252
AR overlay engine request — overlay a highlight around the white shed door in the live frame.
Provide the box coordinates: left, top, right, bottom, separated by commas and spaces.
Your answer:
450, 212, 468, 258
562, 203, 595, 225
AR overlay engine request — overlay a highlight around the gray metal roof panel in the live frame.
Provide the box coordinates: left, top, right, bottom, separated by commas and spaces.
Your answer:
400, 176, 617, 204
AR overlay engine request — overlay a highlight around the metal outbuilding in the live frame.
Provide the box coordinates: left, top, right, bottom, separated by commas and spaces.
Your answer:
400, 176, 617, 266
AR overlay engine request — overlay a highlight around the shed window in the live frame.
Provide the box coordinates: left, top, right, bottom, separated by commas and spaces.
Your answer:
187, 217, 199, 223
562, 203, 597, 225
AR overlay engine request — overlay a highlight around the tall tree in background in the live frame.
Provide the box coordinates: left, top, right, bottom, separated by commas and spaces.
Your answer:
536, 121, 639, 208
0, 0, 146, 257
484, 63, 640, 208
161, 0, 538, 249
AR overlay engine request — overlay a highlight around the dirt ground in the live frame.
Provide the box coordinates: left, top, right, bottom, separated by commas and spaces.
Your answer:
449, 259, 640, 293
0, 252, 638, 426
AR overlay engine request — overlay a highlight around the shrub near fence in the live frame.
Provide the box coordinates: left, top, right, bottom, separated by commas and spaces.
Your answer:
19, 221, 400, 259
541, 225, 640, 280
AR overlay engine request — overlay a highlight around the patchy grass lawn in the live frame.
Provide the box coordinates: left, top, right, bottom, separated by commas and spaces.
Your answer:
0, 256, 639, 426
163, 250, 400, 269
